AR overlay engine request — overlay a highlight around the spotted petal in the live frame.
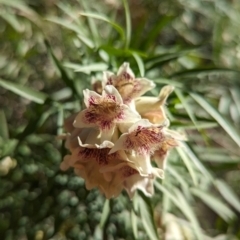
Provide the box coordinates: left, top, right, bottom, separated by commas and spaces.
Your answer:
103, 62, 156, 104
109, 119, 166, 155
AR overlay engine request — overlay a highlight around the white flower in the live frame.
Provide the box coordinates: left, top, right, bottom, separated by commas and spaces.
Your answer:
61, 140, 126, 198
109, 119, 167, 155
153, 129, 185, 169
103, 62, 155, 104
135, 85, 174, 124
60, 62, 184, 199
73, 85, 140, 141
100, 164, 162, 199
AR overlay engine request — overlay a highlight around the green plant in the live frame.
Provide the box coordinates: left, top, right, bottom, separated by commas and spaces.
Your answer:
1, 0, 240, 239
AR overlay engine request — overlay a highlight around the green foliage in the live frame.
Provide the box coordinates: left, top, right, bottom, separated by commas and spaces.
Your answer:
1, 0, 240, 239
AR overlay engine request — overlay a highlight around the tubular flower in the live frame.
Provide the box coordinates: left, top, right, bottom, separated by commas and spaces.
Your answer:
73, 85, 140, 141
135, 85, 174, 124
60, 62, 184, 199
109, 119, 167, 155
103, 62, 155, 105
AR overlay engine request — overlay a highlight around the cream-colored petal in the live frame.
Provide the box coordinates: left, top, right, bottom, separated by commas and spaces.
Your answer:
108, 133, 128, 154
60, 155, 72, 171
152, 167, 164, 179
158, 85, 174, 104
84, 128, 101, 145
153, 150, 168, 170
77, 129, 100, 147
91, 78, 102, 94
164, 128, 186, 141
99, 160, 135, 173
100, 126, 116, 142
103, 172, 113, 182
128, 119, 152, 132
127, 153, 153, 176
112, 119, 165, 155
134, 85, 174, 124
65, 128, 89, 152
119, 105, 141, 122
103, 85, 123, 104
83, 88, 101, 107
118, 122, 135, 133
102, 71, 115, 87
124, 175, 154, 199
64, 113, 78, 132
117, 62, 135, 78
77, 135, 114, 149
134, 77, 156, 96
153, 135, 180, 169
73, 110, 98, 128
96, 140, 114, 149
65, 133, 76, 152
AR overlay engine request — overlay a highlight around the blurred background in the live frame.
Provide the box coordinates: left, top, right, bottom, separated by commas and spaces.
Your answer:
1, 0, 240, 239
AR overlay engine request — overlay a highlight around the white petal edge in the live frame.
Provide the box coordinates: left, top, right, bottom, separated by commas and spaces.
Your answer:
73, 110, 97, 128
117, 62, 135, 78
108, 133, 128, 154
103, 85, 123, 104
83, 88, 101, 107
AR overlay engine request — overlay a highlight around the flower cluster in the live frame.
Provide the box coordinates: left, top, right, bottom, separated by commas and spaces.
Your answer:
61, 63, 183, 199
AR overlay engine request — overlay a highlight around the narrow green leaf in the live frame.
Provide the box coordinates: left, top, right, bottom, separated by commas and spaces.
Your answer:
183, 143, 213, 181
100, 45, 146, 58
171, 121, 218, 130
1, 139, 18, 157
199, 150, 240, 163
0, 110, 9, 139
46, 17, 95, 49
0, 78, 47, 104
0, 0, 42, 27
80, 12, 125, 41
155, 182, 203, 240
130, 14, 147, 49
132, 192, 139, 213
77, 35, 95, 49
167, 166, 188, 190
215, 180, 240, 212
138, 192, 159, 240
81, 0, 100, 46
173, 188, 203, 240
218, 93, 232, 116
93, 224, 103, 240
212, 16, 225, 63
0, 12, 24, 32
51, 88, 72, 101
143, 15, 174, 51
154, 78, 183, 88
100, 199, 110, 228
170, 68, 240, 78
191, 188, 235, 221
131, 210, 138, 239
46, 17, 81, 33
132, 52, 145, 77
63, 62, 108, 74
16, 107, 56, 141
57, 107, 64, 135
45, 40, 79, 98
175, 89, 198, 128
190, 92, 240, 147
46, 17, 83, 34
230, 87, 240, 119
176, 148, 198, 185
122, 0, 131, 48
146, 50, 195, 70
57, 2, 80, 19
